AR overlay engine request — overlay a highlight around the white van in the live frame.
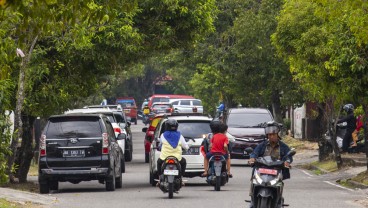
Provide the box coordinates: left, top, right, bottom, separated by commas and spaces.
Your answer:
170, 99, 204, 114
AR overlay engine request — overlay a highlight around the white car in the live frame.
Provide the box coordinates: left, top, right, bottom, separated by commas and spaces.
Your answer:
170, 99, 204, 114
148, 115, 212, 186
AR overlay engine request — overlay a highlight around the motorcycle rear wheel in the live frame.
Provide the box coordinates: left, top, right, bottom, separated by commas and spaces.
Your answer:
215, 176, 221, 191
168, 183, 174, 199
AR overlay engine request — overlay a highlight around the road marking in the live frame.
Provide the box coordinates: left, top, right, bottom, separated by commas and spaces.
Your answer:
324, 181, 354, 192
301, 170, 314, 177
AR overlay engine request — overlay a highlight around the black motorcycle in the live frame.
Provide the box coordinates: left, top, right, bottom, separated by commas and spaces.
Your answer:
205, 152, 229, 191
157, 156, 183, 199
246, 149, 296, 208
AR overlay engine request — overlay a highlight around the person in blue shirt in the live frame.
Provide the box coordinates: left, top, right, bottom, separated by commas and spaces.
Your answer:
216, 101, 225, 119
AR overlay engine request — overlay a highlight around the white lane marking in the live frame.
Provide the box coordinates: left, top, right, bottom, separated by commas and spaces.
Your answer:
301, 170, 314, 177
324, 181, 354, 192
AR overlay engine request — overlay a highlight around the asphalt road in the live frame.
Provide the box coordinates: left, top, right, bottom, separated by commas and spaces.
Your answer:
49, 122, 367, 208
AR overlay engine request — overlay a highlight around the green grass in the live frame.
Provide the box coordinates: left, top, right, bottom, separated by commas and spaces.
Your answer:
0, 198, 18, 208
310, 160, 338, 172
350, 171, 368, 186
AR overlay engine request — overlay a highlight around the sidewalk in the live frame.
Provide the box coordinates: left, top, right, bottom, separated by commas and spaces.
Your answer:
0, 187, 56, 207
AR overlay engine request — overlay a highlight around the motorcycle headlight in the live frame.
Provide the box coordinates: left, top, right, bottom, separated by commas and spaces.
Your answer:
254, 171, 263, 184
269, 174, 282, 186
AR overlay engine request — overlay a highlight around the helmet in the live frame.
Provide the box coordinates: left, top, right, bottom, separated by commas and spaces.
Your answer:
210, 119, 222, 134
165, 119, 178, 131
343, 104, 354, 113
264, 121, 281, 135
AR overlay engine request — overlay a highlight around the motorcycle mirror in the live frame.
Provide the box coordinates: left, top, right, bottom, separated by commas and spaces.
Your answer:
287, 149, 296, 157
244, 147, 254, 154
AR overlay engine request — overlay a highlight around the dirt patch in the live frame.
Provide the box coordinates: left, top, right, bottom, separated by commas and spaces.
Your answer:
0, 198, 43, 208
0, 182, 39, 193
350, 170, 368, 186
283, 136, 318, 151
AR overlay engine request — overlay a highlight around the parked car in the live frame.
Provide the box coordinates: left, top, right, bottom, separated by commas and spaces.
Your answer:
38, 114, 124, 193
142, 114, 165, 163
148, 115, 212, 186
224, 108, 273, 159
170, 99, 204, 114
64, 108, 133, 162
150, 102, 174, 114
116, 97, 138, 125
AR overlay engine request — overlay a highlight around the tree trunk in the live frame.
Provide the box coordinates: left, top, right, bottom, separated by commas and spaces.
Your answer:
15, 114, 35, 183
316, 103, 330, 161
7, 58, 26, 182
6, 36, 38, 182
271, 90, 282, 123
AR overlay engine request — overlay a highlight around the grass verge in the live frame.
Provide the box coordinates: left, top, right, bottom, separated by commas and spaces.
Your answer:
0, 182, 39, 193
350, 170, 368, 186
0, 198, 41, 208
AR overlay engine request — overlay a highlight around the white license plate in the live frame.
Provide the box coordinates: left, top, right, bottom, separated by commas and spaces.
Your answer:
164, 169, 179, 176
63, 149, 85, 157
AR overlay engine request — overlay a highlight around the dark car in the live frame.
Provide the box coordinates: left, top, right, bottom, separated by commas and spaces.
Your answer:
38, 114, 125, 193
224, 108, 273, 159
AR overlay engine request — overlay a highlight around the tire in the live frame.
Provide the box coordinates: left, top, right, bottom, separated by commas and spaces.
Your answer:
39, 182, 50, 194
215, 176, 221, 191
125, 143, 133, 162
49, 180, 58, 191
115, 172, 122, 189
121, 157, 126, 173
168, 183, 174, 199
257, 197, 271, 208
106, 169, 116, 191
145, 153, 149, 163
150, 171, 158, 186
135, 118, 137, 125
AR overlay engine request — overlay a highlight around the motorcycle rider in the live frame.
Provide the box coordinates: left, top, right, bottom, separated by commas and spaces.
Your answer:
337, 104, 356, 153
157, 119, 189, 185
143, 104, 150, 125
202, 120, 232, 177
248, 121, 293, 207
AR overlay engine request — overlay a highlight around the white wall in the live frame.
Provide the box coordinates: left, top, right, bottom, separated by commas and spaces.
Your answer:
293, 104, 306, 139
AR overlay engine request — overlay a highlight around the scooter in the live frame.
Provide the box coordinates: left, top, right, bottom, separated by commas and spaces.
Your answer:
325, 122, 364, 153
205, 152, 229, 191
157, 156, 183, 199
245, 149, 296, 208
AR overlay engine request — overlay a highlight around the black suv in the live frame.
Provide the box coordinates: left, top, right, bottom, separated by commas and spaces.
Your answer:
38, 114, 124, 193
224, 108, 273, 159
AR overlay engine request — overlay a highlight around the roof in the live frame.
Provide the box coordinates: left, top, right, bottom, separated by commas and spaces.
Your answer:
49, 113, 104, 119
163, 115, 212, 122
64, 108, 114, 115
84, 105, 123, 111
228, 108, 271, 114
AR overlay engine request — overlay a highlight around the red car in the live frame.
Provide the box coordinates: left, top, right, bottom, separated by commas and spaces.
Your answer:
142, 114, 165, 163
116, 97, 138, 125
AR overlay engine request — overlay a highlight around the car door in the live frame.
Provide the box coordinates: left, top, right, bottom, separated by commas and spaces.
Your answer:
104, 118, 121, 174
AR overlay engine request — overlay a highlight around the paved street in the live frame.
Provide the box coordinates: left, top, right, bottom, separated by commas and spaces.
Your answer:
47, 122, 368, 208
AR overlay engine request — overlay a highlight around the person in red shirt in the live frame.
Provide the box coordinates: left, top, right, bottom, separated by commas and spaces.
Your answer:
202, 121, 232, 177
351, 115, 363, 147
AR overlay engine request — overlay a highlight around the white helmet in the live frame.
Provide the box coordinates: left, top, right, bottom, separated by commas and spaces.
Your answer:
264, 121, 281, 134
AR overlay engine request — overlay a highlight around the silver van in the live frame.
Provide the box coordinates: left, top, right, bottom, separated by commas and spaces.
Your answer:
170, 99, 204, 114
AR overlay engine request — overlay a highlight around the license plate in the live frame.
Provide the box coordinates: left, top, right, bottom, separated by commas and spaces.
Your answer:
63, 149, 85, 157
164, 169, 179, 175
258, 168, 277, 175
183, 147, 200, 155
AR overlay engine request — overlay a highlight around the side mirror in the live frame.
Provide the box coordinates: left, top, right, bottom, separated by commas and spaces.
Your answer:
287, 149, 296, 157
117, 133, 127, 140
142, 127, 148, 133
244, 147, 254, 154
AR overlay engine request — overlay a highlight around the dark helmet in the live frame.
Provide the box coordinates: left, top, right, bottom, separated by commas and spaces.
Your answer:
210, 119, 222, 134
264, 121, 281, 135
165, 119, 178, 131
343, 104, 354, 113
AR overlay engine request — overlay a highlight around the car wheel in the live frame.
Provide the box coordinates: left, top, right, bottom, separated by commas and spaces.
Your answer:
145, 152, 149, 163
121, 157, 126, 173
115, 171, 122, 189
39, 182, 50, 194
49, 180, 58, 191
106, 168, 116, 191
125, 143, 133, 162
150, 171, 158, 186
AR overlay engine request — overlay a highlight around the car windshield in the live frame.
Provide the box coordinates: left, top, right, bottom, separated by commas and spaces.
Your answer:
47, 117, 102, 138
227, 113, 272, 128
177, 121, 211, 139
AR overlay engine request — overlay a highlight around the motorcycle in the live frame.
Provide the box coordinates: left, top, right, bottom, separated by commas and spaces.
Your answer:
157, 156, 183, 199
325, 122, 364, 153
245, 149, 296, 208
205, 152, 229, 191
